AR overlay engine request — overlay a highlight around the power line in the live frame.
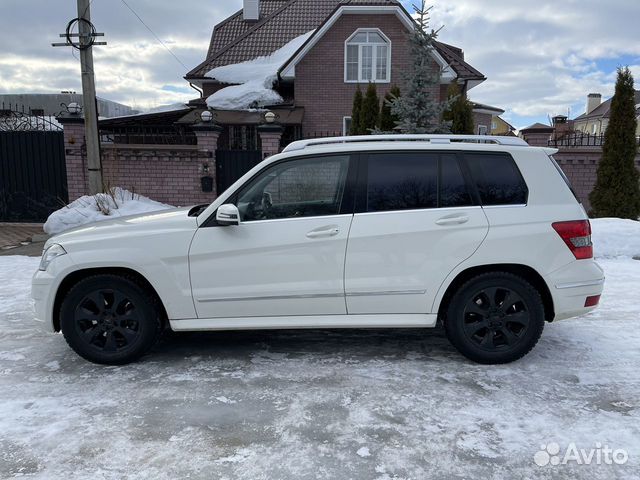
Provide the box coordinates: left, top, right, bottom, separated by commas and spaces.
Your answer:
119, 0, 188, 70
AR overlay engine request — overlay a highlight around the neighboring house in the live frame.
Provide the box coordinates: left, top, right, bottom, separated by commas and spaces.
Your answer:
491, 116, 516, 136
573, 91, 640, 136
471, 102, 504, 135
183, 0, 486, 136
0, 93, 138, 118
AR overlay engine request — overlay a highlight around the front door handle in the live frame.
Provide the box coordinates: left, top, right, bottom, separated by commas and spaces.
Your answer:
435, 214, 469, 226
306, 227, 340, 239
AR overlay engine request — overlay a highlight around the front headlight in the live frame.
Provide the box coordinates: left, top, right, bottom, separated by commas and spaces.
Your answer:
39, 244, 67, 271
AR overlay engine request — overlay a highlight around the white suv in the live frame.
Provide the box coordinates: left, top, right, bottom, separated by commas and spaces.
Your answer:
32, 135, 604, 365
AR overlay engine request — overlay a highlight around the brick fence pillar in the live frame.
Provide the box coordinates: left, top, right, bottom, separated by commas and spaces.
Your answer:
258, 124, 284, 159
56, 113, 89, 202
193, 122, 223, 196
519, 125, 555, 147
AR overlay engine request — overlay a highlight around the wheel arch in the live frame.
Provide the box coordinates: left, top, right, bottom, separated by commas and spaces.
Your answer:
435, 264, 555, 322
52, 267, 169, 332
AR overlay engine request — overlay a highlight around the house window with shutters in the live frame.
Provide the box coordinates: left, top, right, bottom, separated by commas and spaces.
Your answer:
345, 29, 391, 83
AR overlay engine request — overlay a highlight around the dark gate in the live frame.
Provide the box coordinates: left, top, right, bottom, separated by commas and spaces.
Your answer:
0, 131, 68, 222
215, 150, 263, 194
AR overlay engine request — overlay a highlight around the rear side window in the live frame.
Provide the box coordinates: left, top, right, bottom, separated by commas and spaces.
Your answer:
365, 152, 473, 212
367, 152, 438, 212
464, 153, 528, 205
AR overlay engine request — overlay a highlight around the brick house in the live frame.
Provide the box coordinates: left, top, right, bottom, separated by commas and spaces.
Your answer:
573, 91, 640, 136
59, 0, 490, 206
185, 0, 486, 137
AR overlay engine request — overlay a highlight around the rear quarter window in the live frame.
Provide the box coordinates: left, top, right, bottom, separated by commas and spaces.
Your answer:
464, 152, 528, 205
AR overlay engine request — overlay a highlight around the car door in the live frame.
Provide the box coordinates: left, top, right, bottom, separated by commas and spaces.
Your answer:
189, 153, 355, 319
344, 151, 489, 314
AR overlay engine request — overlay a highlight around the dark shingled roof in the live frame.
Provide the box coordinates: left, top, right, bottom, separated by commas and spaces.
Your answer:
186, 0, 484, 82
574, 90, 640, 121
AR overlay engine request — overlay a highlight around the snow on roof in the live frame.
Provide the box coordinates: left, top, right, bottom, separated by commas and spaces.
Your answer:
206, 31, 314, 111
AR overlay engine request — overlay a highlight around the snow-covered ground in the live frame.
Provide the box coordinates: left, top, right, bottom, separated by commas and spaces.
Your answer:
1, 222, 639, 479
43, 188, 172, 235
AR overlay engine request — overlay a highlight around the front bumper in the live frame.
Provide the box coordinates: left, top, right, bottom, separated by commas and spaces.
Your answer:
545, 259, 605, 321
31, 253, 75, 333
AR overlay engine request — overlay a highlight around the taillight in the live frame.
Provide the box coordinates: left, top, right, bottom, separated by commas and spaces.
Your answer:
552, 220, 593, 259
585, 295, 601, 307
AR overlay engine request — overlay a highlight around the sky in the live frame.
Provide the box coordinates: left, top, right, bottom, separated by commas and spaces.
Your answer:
1, 0, 639, 129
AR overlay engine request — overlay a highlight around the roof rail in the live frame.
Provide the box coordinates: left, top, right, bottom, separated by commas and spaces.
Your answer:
282, 134, 529, 152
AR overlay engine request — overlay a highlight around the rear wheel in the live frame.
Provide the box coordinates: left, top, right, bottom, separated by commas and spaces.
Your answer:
444, 272, 545, 364
60, 275, 162, 365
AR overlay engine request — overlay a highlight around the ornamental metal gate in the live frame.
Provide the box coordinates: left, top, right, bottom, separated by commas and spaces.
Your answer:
0, 110, 68, 222
215, 149, 263, 195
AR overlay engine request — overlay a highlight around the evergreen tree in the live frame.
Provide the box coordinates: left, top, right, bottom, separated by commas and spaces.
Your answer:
378, 86, 401, 132
360, 83, 380, 134
589, 67, 640, 219
390, 1, 452, 134
443, 83, 475, 134
350, 85, 364, 135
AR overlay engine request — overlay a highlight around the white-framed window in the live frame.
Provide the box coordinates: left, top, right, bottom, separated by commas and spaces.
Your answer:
491, 121, 497, 130
345, 29, 391, 83
343, 116, 352, 136
591, 123, 597, 134
477, 125, 488, 135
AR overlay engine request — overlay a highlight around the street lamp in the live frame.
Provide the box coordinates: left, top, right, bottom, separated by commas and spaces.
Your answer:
264, 111, 276, 124
200, 110, 213, 123
67, 102, 82, 115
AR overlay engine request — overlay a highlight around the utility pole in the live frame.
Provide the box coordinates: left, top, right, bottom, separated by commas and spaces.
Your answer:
53, 0, 106, 194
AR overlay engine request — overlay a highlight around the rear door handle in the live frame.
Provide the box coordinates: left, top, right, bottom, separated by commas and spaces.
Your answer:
306, 227, 340, 238
435, 214, 469, 226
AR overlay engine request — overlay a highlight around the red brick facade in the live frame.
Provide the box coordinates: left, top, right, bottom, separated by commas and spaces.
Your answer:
554, 148, 640, 213
59, 118, 220, 206
295, 14, 443, 135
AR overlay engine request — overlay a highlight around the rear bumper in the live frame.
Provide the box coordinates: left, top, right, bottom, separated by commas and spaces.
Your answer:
545, 259, 605, 321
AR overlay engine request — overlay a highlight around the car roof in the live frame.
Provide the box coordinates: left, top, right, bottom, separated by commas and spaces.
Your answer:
274, 135, 555, 160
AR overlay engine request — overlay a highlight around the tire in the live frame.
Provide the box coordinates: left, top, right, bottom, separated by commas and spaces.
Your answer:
60, 274, 162, 365
444, 272, 545, 364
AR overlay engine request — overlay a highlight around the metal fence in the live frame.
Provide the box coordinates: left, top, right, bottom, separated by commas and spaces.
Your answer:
0, 102, 62, 132
549, 132, 640, 148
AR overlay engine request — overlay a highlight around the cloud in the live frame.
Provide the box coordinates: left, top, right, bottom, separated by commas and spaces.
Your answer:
0, 0, 638, 124
422, 0, 640, 127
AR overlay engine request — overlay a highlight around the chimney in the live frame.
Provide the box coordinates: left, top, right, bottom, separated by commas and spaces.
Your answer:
586, 93, 601, 115
243, 0, 260, 21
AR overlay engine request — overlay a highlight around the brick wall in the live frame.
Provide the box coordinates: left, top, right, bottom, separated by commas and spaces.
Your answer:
472, 112, 492, 135
295, 14, 442, 134
60, 119, 222, 206
100, 146, 216, 206
554, 148, 640, 213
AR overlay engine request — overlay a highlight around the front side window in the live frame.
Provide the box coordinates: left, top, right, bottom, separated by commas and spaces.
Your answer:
464, 152, 528, 205
236, 155, 350, 221
345, 29, 391, 83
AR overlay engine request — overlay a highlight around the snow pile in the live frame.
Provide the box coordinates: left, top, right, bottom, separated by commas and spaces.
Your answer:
44, 187, 173, 235
591, 218, 640, 258
206, 31, 314, 110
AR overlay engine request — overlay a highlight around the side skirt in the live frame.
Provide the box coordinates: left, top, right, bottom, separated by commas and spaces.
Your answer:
169, 314, 438, 332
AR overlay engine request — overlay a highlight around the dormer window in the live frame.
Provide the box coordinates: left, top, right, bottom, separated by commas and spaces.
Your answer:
345, 29, 391, 83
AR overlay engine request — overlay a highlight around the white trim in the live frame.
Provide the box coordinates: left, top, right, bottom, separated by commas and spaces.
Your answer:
477, 125, 488, 135
282, 6, 415, 79
555, 278, 605, 290
343, 116, 352, 136
170, 313, 438, 331
343, 28, 392, 83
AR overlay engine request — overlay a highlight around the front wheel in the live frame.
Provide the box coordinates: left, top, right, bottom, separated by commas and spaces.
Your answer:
444, 272, 545, 364
60, 275, 162, 365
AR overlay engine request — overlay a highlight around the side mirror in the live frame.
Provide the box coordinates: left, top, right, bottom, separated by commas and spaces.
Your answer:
216, 204, 240, 226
